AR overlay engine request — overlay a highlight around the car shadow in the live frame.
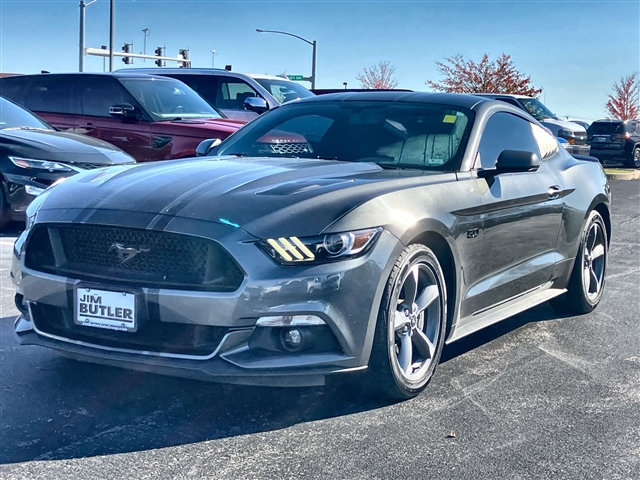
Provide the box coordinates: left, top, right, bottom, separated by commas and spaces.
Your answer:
0, 303, 570, 464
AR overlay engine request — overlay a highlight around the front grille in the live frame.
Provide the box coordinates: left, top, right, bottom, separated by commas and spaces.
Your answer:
31, 303, 228, 356
25, 224, 244, 292
73, 163, 111, 170
269, 142, 312, 155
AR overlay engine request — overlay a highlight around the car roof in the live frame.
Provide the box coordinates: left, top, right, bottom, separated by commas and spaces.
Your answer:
590, 118, 633, 124
120, 67, 254, 78
119, 68, 303, 83
473, 93, 535, 99
294, 91, 490, 109
3, 72, 177, 80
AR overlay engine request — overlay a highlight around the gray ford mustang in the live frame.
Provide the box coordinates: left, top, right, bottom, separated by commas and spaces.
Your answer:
12, 92, 610, 399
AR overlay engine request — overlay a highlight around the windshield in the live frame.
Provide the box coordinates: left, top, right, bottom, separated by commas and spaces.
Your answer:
517, 98, 556, 121
0, 97, 52, 130
254, 78, 314, 104
119, 77, 222, 120
214, 101, 473, 171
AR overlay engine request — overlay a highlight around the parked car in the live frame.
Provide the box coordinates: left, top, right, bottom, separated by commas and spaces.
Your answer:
0, 96, 135, 229
587, 119, 640, 168
0, 73, 245, 162
474, 94, 591, 155
13, 92, 610, 400
566, 119, 591, 131
120, 68, 314, 121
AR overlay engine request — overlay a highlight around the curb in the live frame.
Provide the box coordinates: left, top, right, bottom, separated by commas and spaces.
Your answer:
604, 168, 640, 181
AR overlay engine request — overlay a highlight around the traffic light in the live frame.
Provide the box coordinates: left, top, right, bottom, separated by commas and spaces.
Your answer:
121, 43, 133, 65
177, 48, 189, 68
154, 46, 164, 67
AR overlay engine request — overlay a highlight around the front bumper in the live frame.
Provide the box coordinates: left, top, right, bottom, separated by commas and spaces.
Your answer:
12, 218, 403, 386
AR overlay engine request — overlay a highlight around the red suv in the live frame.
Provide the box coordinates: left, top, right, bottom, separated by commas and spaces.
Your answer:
0, 73, 245, 162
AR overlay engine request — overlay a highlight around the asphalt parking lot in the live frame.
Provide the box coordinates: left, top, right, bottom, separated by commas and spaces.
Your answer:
0, 180, 638, 480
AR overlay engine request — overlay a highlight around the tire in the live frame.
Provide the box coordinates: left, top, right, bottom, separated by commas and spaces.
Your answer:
623, 146, 640, 168
0, 184, 10, 231
551, 210, 607, 314
365, 244, 447, 400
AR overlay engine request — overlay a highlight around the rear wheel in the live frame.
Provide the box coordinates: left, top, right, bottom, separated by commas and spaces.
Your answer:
366, 244, 447, 400
551, 210, 607, 314
623, 146, 640, 168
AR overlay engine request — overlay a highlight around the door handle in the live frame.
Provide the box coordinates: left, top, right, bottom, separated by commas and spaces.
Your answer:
78, 123, 95, 132
547, 185, 561, 199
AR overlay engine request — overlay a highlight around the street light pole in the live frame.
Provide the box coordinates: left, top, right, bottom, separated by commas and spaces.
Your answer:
79, 0, 97, 72
142, 28, 150, 62
255, 28, 317, 89
211, 50, 216, 68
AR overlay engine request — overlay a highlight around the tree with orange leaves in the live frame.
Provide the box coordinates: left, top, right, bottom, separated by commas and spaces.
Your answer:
426, 53, 542, 97
356, 61, 400, 89
605, 73, 639, 120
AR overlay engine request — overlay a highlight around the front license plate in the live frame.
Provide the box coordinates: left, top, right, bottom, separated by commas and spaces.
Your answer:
75, 288, 136, 332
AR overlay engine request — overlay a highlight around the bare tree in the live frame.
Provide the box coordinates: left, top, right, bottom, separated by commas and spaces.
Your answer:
605, 73, 640, 120
426, 53, 542, 96
356, 61, 399, 89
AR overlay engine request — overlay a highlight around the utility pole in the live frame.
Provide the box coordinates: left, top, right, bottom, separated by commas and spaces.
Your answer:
78, 0, 97, 72
108, 0, 114, 71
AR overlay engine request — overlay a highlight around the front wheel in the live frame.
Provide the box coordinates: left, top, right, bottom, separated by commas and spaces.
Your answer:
551, 210, 608, 314
367, 244, 447, 400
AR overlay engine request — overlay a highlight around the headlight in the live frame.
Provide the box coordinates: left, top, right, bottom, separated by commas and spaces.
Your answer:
260, 227, 383, 265
9, 156, 74, 172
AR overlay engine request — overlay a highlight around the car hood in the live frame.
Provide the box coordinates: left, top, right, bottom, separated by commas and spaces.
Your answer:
541, 118, 587, 134
157, 117, 246, 133
36, 156, 450, 238
0, 128, 135, 165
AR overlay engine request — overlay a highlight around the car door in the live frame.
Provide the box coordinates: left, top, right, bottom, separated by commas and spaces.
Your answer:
463, 112, 565, 316
75, 76, 152, 161
24, 76, 76, 133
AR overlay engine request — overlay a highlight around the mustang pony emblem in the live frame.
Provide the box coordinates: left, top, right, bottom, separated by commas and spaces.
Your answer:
110, 243, 150, 264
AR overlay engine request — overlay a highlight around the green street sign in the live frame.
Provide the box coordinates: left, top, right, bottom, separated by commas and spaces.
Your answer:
287, 75, 304, 81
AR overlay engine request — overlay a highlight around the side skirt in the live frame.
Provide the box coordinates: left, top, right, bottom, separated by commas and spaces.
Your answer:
447, 284, 566, 343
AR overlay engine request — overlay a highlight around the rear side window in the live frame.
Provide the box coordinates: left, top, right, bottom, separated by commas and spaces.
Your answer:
476, 112, 541, 169
588, 122, 623, 135
25, 77, 73, 114
0, 76, 32, 105
77, 77, 131, 117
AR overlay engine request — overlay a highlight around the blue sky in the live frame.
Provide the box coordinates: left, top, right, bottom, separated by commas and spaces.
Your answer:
1, 0, 638, 121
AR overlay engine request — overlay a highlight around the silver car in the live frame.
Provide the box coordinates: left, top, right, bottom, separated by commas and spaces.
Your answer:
12, 92, 610, 399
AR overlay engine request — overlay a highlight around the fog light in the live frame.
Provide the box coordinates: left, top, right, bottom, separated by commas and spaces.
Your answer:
281, 327, 304, 351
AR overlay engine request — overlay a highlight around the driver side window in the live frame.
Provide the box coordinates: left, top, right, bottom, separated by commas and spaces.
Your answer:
476, 112, 541, 169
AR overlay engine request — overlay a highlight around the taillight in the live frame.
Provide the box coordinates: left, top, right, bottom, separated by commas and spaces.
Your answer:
624, 132, 631, 139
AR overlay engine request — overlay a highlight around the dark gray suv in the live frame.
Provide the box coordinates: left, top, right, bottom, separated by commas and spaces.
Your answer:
120, 68, 314, 121
587, 119, 640, 168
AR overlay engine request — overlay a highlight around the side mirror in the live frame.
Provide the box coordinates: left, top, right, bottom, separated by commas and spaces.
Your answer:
109, 103, 138, 119
496, 150, 540, 172
196, 138, 222, 157
479, 150, 540, 177
243, 96, 268, 114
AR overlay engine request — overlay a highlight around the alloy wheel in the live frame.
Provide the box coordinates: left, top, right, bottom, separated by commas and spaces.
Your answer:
582, 221, 606, 302
390, 262, 442, 381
